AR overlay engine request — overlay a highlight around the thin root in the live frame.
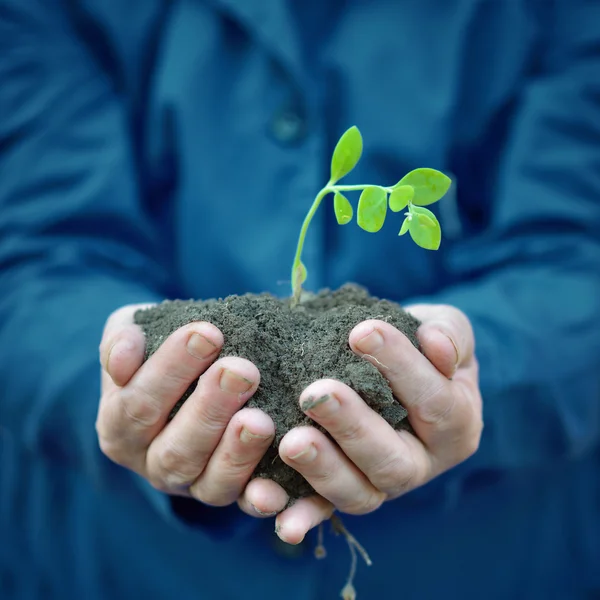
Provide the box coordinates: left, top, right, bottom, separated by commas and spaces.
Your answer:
361, 353, 390, 370
330, 513, 372, 599
314, 522, 327, 559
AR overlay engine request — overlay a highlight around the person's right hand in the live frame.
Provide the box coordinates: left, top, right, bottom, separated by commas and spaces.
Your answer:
96, 304, 290, 513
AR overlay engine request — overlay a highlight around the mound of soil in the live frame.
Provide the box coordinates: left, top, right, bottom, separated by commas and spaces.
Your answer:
134, 284, 420, 500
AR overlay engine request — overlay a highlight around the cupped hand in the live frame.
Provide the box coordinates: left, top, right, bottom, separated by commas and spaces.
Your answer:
96, 305, 287, 513
274, 304, 483, 544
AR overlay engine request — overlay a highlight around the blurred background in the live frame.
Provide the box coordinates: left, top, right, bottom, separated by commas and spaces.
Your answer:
1, 1, 599, 599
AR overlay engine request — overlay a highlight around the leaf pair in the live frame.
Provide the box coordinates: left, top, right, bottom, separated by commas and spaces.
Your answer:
329, 125, 451, 251
399, 206, 441, 250
331, 124, 451, 202
333, 186, 388, 233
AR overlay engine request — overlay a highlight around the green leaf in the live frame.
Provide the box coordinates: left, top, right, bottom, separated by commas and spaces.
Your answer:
330, 126, 363, 183
333, 192, 353, 225
398, 217, 410, 236
389, 185, 414, 212
408, 206, 441, 250
394, 168, 451, 206
357, 186, 387, 233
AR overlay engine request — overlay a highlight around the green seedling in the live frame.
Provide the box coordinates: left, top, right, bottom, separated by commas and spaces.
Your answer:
291, 126, 452, 305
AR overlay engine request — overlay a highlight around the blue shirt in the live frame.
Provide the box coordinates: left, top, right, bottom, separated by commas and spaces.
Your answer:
0, 1, 599, 598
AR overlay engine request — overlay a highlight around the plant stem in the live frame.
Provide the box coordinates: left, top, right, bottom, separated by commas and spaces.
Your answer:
290, 184, 332, 304
290, 183, 388, 305
330, 184, 370, 192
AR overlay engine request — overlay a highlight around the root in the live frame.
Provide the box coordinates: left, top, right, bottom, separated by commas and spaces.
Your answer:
314, 522, 327, 559
331, 513, 372, 568
361, 353, 390, 370
314, 513, 372, 599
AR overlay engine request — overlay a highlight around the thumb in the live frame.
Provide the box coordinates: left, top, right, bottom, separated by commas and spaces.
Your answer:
405, 303, 475, 379
100, 303, 155, 388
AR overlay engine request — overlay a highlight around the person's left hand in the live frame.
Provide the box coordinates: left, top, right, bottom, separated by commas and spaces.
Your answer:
240, 304, 483, 544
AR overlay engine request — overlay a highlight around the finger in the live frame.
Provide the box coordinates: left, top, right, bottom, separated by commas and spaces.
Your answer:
298, 379, 429, 497
350, 320, 454, 434
279, 427, 386, 516
349, 319, 472, 449
238, 478, 289, 518
415, 326, 459, 379
144, 356, 259, 491
275, 495, 334, 545
405, 304, 475, 373
96, 321, 223, 468
100, 304, 155, 388
189, 408, 274, 506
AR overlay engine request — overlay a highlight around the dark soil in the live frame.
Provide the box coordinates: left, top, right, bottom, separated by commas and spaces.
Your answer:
134, 284, 420, 500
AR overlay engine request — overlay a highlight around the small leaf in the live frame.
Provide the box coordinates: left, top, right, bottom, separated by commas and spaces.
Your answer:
330, 126, 363, 183
408, 206, 441, 250
394, 168, 451, 206
333, 192, 353, 225
357, 186, 387, 233
398, 216, 410, 236
294, 261, 307, 287
389, 185, 414, 212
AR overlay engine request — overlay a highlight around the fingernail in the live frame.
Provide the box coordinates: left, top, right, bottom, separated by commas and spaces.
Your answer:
220, 369, 254, 394
187, 333, 218, 359
355, 329, 384, 354
301, 394, 339, 418
250, 503, 277, 517
442, 331, 460, 370
240, 427, 271, 444
289, 444, 318, 464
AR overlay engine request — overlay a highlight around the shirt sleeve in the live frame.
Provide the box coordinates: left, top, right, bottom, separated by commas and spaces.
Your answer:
0, 0, 253, 538
411, 0, 600, 480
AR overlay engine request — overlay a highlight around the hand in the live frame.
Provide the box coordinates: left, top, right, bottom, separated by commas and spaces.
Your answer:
274, 304, 483, 544
96, 305, 288, 513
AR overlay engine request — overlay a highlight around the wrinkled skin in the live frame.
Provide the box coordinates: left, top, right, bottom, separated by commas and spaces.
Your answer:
97, 302, 483, 544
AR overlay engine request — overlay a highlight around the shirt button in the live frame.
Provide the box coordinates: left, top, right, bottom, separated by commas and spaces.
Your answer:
269, 107, 307, 145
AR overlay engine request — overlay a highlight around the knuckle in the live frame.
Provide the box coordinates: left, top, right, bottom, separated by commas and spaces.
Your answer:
161, 365, 197, 389
310, 462, 337, 486
342, 490, 386, 515
196, 492, 234, 507
452, 395, 484, 462
445, 419, 483, 466
370, 452, 417, 497
94, 407, 109, 442
96, 432, 129, 468
223, 450, 256, 473
95, 400, 125, 464
120, 387, 164, 429
413, 382, 454, 425
188, 391, 231, 432
96, 433, 118, 461
334, 419, 364, 445
147, 476, 173, 494
153, 444, 199, 488
190, 482, 236, 507
463, 434, 481, 460
461, 422, 483, 461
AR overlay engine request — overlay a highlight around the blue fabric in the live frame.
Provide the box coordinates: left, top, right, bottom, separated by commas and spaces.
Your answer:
1, 1, 599, 598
